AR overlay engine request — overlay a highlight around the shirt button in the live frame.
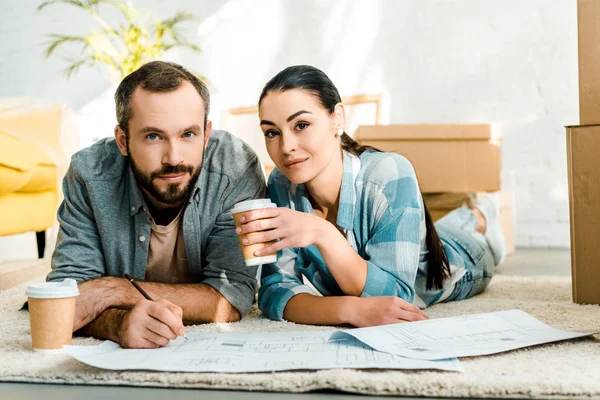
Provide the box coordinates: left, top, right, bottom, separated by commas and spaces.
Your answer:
139, 236, 146, 242
131, 206, 135, 211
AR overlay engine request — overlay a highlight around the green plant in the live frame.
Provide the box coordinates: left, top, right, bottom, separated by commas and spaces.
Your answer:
38, 0, 201, 79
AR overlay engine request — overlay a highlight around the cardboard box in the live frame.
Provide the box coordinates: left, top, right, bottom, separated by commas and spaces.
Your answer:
566, 125, 600, 305
423, 192, 516, 257
354, 124, 502, 193
422, 192, 477, 210
577, 0, 600, 124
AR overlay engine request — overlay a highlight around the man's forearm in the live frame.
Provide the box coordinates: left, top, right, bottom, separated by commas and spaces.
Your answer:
77, 276, 240, 326
129, 282, 241, 324
73, 276, 137, 331
76, 308, 125, 342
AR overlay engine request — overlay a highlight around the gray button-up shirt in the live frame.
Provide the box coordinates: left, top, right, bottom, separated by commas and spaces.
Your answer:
48, 130, 265, 315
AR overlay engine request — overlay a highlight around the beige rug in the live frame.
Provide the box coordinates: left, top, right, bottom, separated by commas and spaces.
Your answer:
1, 274, 599, 398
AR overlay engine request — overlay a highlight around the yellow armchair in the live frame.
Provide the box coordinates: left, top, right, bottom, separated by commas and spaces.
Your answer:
0, 98, 79, 257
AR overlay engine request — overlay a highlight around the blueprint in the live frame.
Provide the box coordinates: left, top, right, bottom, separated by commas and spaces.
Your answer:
64, 330, 463, 373
330, 309, 595, 360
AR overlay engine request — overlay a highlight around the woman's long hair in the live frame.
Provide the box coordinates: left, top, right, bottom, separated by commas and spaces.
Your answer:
259, 65, 450, 290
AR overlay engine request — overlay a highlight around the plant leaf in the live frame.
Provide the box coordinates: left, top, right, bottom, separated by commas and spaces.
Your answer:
38, 0, 87, 12
105, 0, 137, 24
62, 57, 94, 78
163, 41, 201, 53
42, 34, 89, 58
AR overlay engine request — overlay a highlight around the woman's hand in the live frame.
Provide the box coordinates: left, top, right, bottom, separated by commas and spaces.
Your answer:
348, 296, 429, 327
236, 207, 329, 256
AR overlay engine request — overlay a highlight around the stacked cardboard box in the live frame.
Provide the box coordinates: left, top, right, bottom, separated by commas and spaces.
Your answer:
565, 0, 600, 305
354, 124, 515, 256
354, 124, 502, 193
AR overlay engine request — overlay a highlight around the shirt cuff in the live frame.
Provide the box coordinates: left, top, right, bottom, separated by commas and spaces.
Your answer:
203, 278, 255, 316
360, 261, 414, 302
259, 284, 317, 321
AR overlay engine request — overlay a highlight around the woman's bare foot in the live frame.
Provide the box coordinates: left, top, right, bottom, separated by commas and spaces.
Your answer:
473, 208, 487, 234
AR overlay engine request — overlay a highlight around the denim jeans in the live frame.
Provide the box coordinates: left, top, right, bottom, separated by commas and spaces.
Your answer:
434, 206, 495, 302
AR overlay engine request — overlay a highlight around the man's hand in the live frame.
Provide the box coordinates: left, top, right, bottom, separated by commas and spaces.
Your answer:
73, 276, 241, 344
348, 297, 429, 327
117, 299, 186, 349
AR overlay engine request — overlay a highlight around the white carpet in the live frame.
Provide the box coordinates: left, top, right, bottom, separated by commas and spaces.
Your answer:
1, 274, 599, 398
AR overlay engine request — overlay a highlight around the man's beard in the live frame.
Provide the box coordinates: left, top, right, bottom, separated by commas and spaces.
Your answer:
128, 154, 202, 205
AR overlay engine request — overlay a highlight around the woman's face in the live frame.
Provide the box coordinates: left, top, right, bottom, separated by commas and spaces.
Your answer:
259, 89, 342, 185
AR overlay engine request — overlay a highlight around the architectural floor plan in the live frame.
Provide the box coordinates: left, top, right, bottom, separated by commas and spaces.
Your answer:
332, 309, 593, 360
64, 330, 463, 373
64, 310, 592, 372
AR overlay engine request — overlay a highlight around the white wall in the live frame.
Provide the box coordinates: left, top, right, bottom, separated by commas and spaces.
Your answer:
0, 0, 578, 251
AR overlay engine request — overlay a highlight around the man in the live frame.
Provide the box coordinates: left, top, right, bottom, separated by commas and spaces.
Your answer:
48, 61, 265, 349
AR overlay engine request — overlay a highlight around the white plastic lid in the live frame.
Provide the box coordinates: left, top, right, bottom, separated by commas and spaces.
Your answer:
25, 279, 79, 299
244, 255, 278, 267
230, 199, 277, 215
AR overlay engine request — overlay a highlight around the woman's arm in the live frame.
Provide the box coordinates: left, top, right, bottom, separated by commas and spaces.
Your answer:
241, 201, 421, 301
239, 208, 368, 295
251, 209, 429, 326
327, 155, 427, 301
313, 221, 368, 296
283, 293, 427, 327
283, 293, 355, 325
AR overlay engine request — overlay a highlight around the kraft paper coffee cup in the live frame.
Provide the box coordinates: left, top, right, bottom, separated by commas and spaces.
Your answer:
231, 199, 278, 266
25, 279, 79, 353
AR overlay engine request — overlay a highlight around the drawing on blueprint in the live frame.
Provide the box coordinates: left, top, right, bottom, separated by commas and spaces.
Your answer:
332, 309, 593, 360
64, 330, 463, 373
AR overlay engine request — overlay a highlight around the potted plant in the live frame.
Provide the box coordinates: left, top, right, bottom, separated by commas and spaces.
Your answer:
38, 0, 202, 81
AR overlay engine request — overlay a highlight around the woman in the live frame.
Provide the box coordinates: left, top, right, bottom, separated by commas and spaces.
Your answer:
236, 65, 505, 327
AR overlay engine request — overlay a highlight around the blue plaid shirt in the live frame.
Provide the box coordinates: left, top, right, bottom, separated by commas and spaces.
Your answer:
259, 150, 460, 321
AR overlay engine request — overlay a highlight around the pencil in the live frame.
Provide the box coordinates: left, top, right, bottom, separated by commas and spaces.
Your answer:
124, 273, 153, 300
124, 273, 188, 340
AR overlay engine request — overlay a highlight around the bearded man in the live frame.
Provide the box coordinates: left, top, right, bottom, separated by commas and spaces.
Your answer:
48, 61, 265, 348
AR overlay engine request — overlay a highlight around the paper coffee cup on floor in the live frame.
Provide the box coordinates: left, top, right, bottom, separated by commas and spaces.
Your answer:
231, 199, 278, 266
25, 279, 79, 353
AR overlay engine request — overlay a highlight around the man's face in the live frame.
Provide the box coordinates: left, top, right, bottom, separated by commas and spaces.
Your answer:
116, 82, 212, 207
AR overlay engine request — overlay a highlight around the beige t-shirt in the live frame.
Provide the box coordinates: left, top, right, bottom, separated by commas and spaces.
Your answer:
145, 209, 190, 283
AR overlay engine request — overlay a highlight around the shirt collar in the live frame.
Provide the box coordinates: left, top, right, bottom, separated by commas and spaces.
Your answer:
336, 150, 361, 230
127, 165, 146, 216
288, 150, 360, 230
